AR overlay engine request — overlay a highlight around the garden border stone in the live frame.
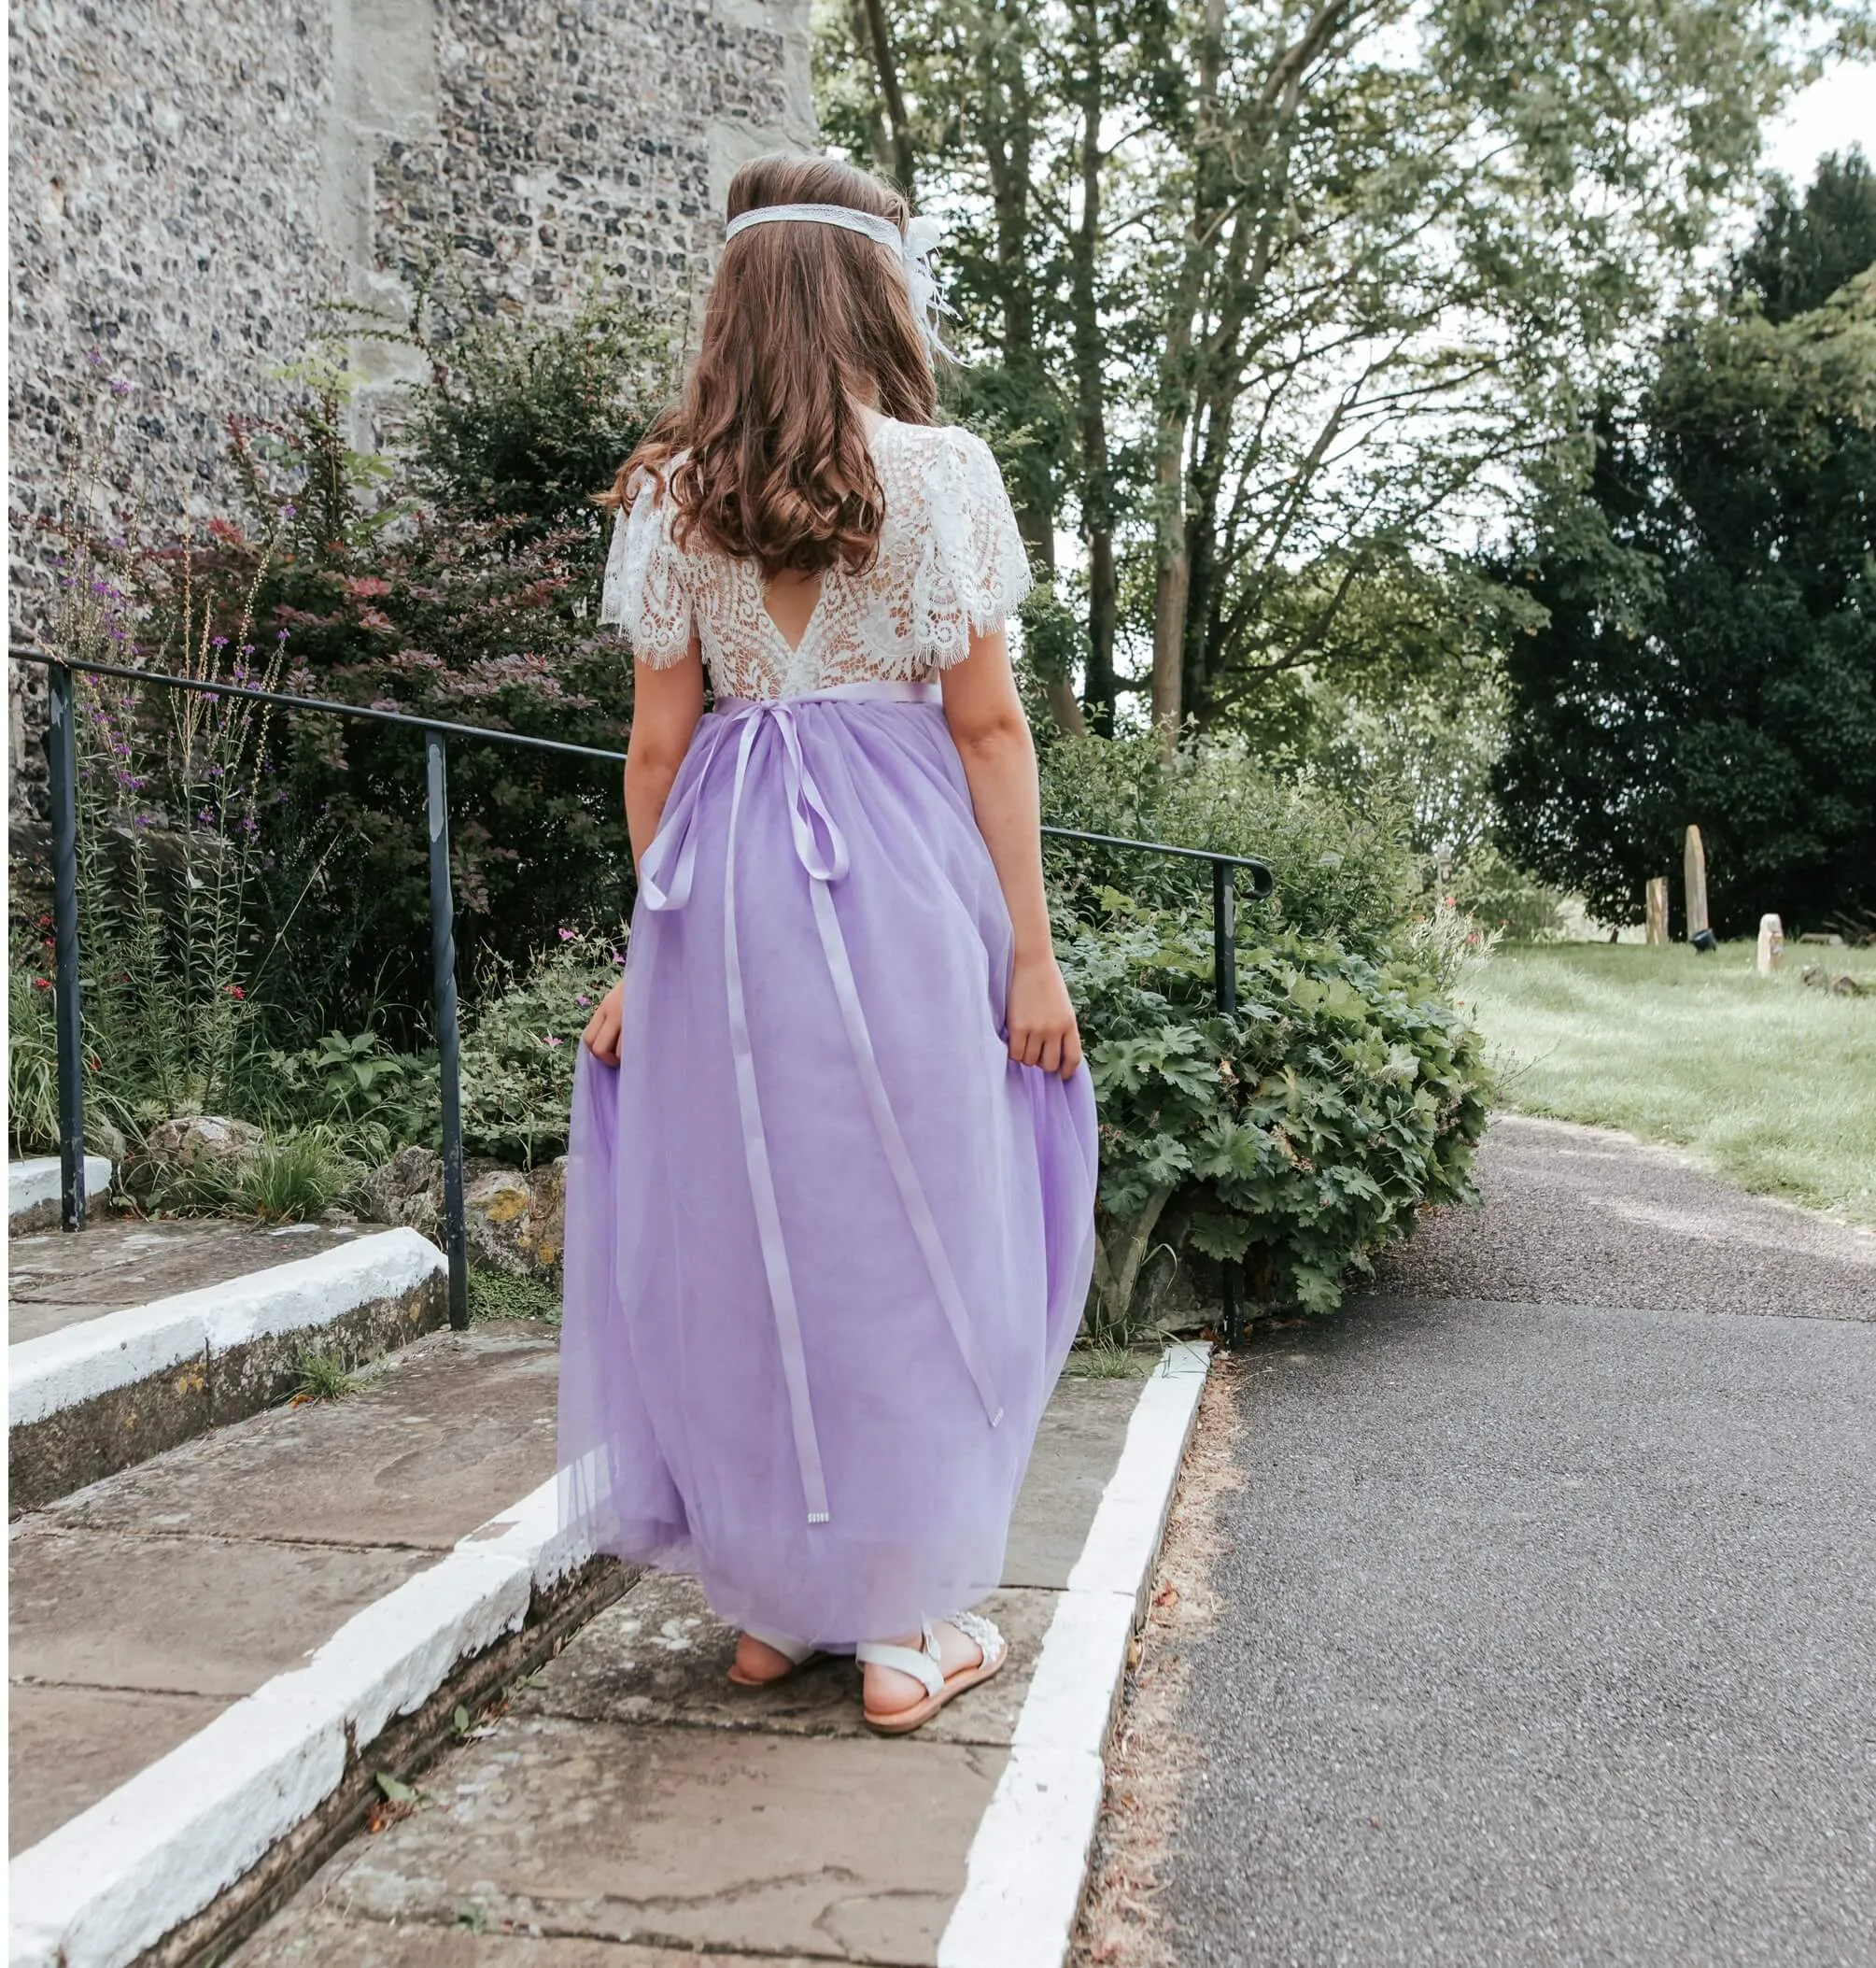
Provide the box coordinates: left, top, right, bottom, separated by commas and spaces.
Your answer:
7, 1227, 446, 1512
938, 1338, 1212, 1966
8, 1154, 114, 1233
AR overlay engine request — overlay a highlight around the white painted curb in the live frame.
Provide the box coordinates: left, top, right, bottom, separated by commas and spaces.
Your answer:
7, 1226, 445, 1428
7, 1475, 591, 1968
938, 1339, 1212, 1968
8, 1154, 113, 1228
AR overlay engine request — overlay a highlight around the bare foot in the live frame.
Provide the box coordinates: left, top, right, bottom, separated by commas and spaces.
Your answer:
730, 1632, 800, 1686
862, 1619, 984, 1718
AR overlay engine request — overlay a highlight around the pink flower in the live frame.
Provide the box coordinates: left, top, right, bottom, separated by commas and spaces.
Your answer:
544, 1033, 564, 1047
557, 927, 575, 942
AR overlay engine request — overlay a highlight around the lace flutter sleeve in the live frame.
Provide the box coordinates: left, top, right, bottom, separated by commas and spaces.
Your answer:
599, 472, 694, 665
911, 428, 1034, 668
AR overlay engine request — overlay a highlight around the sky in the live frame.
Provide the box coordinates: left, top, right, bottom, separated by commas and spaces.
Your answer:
1760, 61, 1874, 182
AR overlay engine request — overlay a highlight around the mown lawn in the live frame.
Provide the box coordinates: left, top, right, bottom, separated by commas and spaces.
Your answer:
1462, 941, 1876, 1227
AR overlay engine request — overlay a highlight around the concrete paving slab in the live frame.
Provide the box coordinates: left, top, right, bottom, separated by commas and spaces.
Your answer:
1001, 1376, 1145, 1588
1377, 1113, 1876, 1320
8, 1683, 228, 1856
9, 1527, 430, 1697
44, 1324, 560, 1550
8, 1214, 379, 1343
235, 1906, 817, 1965
512, 1571, 1058, 1746
261, 1715, 1004, 1966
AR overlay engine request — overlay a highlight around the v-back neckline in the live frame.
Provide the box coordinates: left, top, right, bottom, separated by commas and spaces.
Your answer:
759, 571, 827, 657
755, 417, 897, 658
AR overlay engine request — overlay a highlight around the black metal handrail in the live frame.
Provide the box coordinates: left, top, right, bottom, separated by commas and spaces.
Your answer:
9, 646, 1275, 1343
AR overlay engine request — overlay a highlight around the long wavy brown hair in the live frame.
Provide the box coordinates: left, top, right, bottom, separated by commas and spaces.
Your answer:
604, 153, 938, 576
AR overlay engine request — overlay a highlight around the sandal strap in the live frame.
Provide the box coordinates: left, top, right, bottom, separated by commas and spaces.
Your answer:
949, 1607, 1005, 1667
856, 1618, 945, 1698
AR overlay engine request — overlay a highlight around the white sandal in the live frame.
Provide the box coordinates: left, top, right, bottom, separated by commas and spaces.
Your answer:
726, 1625, 824, 1688
856, 1609, 1007, 1735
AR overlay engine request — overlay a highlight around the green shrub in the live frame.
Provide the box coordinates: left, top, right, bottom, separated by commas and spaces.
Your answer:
8, 956, 62, 1154
134, 1122, 360, 1223
1060, 891, 1489, 1338
1039, 731, 1417, 961
1445, 841, 1568, 943
257, 1029, 442, 1167
458, 925, 624, 1165
236, 1127, 360, 1222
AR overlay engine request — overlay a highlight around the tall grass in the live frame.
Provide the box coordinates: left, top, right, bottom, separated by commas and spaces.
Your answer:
1467, 942, 1876, 1225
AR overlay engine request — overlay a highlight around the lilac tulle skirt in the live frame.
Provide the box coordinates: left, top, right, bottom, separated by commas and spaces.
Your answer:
556, 680, 1099, 1647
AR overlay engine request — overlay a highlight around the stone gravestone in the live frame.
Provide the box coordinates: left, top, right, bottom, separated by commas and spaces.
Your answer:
1684, 826, 1716, 951
1757, 913, 1784, 974
1646, 877, 1669, 946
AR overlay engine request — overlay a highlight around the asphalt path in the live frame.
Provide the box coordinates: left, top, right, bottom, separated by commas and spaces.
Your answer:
1160, 1117, 1875, 1966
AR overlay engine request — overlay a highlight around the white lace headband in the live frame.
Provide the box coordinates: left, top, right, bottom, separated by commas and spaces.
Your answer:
723, 202, 959, 361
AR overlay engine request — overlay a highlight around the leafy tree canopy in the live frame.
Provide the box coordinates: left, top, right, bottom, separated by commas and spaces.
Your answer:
819, 0, 1868, 747
1496, 150, 1876, 936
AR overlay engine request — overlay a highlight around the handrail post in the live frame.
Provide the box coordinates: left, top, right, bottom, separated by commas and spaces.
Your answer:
1212, 857, 1242, 1349
44, 662, 88, 1230
424, 728, 470, 1330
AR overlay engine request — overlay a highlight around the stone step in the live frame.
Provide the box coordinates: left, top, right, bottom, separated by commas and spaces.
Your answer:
8, 1219, 447, 1512
9, 1155, 115, 1234
7, 1320, 570, 1873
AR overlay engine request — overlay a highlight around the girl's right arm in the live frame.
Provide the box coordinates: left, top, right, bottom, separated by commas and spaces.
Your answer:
584, 640, 705, 1064
625, 640, 706, 873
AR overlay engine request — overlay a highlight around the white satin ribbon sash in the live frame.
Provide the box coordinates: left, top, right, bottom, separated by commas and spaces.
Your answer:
637, 680, 1004, 1526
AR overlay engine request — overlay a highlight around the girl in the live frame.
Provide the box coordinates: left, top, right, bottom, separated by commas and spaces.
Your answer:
557, 152, 1098, 1734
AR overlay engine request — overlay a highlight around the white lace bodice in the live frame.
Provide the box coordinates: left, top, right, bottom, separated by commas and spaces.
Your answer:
599, 418, 1032, 699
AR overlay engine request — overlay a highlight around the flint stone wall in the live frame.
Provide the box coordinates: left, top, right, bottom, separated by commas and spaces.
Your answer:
7, 0, 813, 816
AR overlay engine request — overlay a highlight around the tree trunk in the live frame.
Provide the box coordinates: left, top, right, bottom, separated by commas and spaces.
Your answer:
1087, 529, 1118, 733
845, 0, 894, 178
859, 0, 918, 195
1153, 0, 1356, 741
977, 3, 1079, 733
1070, 4, 1117, 734
980, 0, 1034, 360
1148, 0, 1226, 757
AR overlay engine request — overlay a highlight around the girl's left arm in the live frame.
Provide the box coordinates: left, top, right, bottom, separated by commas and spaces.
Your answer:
942, 627, 1083, 1080
584, 639, 704, 1064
